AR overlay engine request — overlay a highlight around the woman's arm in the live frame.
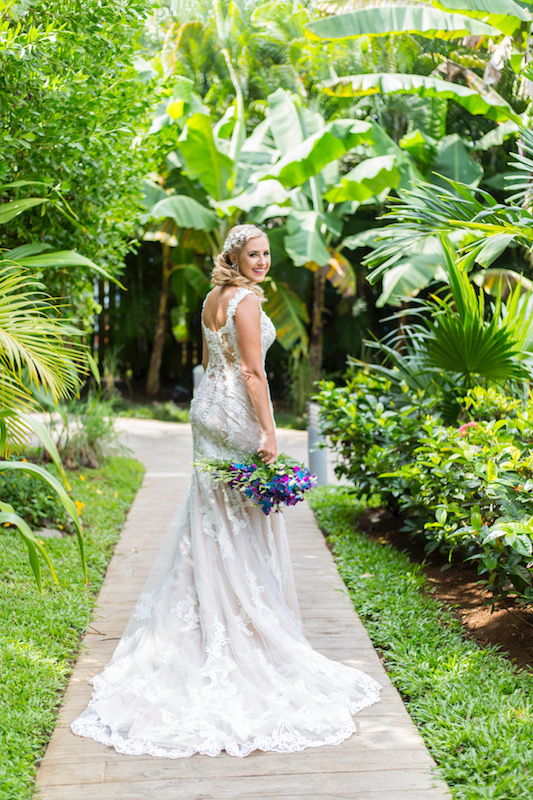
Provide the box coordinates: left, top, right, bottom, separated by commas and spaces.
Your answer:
201, 325, 208, 370
235, 295, 277, 464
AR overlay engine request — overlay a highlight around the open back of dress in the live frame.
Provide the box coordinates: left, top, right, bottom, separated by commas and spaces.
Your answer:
71, 287, 381, 758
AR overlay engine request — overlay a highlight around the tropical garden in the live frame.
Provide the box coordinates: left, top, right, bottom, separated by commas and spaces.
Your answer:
1, 0, 533, 797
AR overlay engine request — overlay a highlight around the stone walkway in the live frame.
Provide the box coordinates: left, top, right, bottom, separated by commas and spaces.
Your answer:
35, 419, 452, 800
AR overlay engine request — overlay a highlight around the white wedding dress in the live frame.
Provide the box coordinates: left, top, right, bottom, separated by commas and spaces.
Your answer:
71, 287, 381, 758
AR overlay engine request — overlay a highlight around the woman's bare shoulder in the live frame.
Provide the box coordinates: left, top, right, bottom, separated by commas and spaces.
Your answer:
234, 291, 261, 324
204, 285, 240, 307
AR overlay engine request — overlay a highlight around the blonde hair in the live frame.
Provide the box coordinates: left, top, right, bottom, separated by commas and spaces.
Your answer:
211, 224, 267, 301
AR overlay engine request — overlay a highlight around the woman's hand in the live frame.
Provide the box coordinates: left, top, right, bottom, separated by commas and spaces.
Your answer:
257, 431, 277, 465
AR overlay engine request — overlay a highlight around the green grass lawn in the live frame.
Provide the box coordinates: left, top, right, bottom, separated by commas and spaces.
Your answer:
113, 397, 307, 430
113, 398, 190, 423
0, 456, 144, 800
310, 486, 533, 800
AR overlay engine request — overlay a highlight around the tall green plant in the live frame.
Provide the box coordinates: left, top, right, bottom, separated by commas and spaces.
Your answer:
142, 84, 387, 390
1, 1, 155, 321
0, 267, 88, 589
365, 238, 533, 415
231, 88, 411, 376
0, 188, 126, 588
412, 240, 533, 386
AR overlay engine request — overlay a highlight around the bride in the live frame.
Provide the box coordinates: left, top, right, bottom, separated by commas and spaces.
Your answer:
71, 223, 381, 758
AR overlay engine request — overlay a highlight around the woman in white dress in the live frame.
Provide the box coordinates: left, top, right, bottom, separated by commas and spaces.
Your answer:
71, 224, 381, 758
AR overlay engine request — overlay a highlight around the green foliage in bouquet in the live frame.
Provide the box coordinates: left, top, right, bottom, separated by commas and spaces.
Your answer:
195, 454, 316, 515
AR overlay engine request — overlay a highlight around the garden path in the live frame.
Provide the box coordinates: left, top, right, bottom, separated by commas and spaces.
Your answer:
35, 419, 452, 800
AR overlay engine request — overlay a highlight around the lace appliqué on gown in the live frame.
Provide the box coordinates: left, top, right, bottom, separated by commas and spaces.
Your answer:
71, 286, 381, 758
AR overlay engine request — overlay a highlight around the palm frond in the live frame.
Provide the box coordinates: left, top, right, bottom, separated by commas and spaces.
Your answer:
507, 127, 533, 208
408, 259, 533, 386
0, 264, 88, 454
365, 175, 533, 282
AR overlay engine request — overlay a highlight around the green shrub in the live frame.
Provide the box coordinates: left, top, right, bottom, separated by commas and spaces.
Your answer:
391, 417, 533, 604
0, 462, 71, 532
0, 457, 144, 800
46, 393, 128, 469
462, 386, 524, 422
315, 371, 438, 493
315, 374, 533, 605
310, 486, 533, 800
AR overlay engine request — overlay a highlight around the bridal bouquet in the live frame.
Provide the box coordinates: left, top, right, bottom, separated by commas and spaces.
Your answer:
195, 454, 317, 515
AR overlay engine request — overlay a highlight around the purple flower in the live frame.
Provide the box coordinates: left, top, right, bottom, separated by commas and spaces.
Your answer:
198, 454, 316, 516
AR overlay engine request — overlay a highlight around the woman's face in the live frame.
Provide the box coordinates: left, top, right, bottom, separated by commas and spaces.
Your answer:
233, 235, 271, 283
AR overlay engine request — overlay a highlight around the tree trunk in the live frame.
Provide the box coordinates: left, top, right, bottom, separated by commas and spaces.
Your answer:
309, 269, 327, 380
146, 243, 172, 397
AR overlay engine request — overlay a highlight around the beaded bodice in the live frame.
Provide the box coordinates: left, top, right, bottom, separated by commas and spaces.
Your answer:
189, 287, 276, 461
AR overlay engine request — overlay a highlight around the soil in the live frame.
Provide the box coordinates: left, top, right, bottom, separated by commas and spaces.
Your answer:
357, 508, 533, 673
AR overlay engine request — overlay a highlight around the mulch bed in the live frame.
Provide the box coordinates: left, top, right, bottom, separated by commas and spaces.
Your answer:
357, 508, 533, 673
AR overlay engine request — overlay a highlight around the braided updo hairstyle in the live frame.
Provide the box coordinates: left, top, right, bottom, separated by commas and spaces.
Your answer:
211, 224, 267, 300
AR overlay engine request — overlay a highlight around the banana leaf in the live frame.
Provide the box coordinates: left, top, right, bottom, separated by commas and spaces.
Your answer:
177, 113, 234, 201
322, 73, 521, 125
306, 5, 500, 41
258, 119, 372, 187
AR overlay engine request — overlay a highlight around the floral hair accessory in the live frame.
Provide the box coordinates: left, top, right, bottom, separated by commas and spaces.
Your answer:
194, 453, 317, 515
222, 225, 263, 254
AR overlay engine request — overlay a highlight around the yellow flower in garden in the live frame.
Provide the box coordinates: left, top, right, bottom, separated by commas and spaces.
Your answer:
59, 524, 64, 530
79, 475, 85, 481
74, 500, 85, 515
21, 458, 27, 462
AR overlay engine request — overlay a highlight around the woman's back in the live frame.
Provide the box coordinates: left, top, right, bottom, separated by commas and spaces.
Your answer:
201, 285, 238, 333
190, 286, 275, 461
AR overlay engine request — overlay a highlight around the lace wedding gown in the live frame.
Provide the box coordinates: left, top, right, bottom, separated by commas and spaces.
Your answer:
71, 287, 381, 758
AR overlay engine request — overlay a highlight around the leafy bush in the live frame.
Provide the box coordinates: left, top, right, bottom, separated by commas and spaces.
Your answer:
0, 457, 144, 800
0, 463, 71, 532
462, 385, 524, 421
315, 371, 438, 492
45, 394, 128, 469
310, 486, 533, 800
315, 373, 533, 605
391, 418, 533, 603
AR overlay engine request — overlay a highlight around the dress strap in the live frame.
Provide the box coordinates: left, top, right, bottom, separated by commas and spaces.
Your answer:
226, 287, 256, 322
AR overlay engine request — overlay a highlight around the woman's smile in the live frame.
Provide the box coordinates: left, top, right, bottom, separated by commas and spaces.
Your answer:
234, 234, 271, 284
